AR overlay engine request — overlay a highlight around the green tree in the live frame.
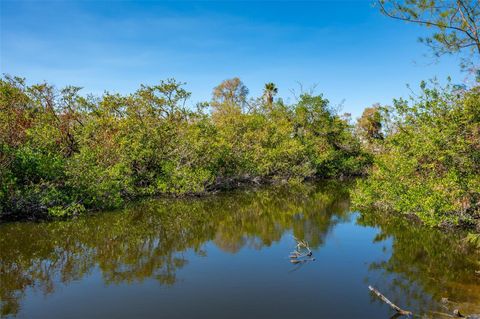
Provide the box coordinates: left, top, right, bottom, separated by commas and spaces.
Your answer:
0, 75, 368, 220
378, 0, 480, 66
212, 77, 249, 109
353, 81, 480, 229
356, 104, 384, 148
263, 82, 278, 107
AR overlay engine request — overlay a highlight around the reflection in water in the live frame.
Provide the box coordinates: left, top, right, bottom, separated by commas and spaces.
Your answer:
358, 212, 480, 314
0, 182, 349, 317
0, 181, 479, 318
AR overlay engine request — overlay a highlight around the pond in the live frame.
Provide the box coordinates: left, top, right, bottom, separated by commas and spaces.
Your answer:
1, 181, 479, 318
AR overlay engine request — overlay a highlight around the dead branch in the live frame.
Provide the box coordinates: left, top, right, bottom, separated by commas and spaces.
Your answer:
289, 236, 314, 264
368, 285, 412, 317
368, 287, 480, 319
292, 236, 312, 254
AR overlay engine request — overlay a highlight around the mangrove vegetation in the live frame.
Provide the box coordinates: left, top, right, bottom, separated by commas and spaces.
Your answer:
0, 76, 368, 220
1, 74, 479, 233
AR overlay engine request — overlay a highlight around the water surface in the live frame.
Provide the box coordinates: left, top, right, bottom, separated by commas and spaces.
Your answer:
1, 182, 479, 318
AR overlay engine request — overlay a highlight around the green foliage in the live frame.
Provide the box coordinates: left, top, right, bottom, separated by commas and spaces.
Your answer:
0, 181, 352, 316
356, 104, 385, 149
48, 203, 85, 218
0, 76, 366, 220
353, 82, 480, 229
465, 232, 480, 249
357, 208, 480, 309
379, 0, 480, 67
263, 82, 278, 106
2, 182, 479, 317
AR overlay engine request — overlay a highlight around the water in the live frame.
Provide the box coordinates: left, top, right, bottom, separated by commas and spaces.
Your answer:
1, 181, 479, 318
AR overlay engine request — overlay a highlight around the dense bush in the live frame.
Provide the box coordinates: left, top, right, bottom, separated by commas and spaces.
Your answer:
353, 82, 480, 229
0, 76, 367, 220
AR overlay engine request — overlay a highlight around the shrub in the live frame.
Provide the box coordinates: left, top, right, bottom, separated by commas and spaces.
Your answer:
0, 75, 367, 220
353, 82, 480, 228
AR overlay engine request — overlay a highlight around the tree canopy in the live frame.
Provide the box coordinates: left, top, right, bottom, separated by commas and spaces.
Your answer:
379, 0, 480, 68
0, 75, 368, 220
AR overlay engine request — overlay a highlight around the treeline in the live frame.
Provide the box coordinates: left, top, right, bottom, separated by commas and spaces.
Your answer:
1, 75, 479, 231
0, 75, 368, 220
352, 81, 480, 231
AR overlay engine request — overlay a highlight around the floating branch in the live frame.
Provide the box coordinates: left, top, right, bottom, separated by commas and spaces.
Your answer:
368, 285, 412, 317
289, 236, 314, 263
367, 286, 480, 318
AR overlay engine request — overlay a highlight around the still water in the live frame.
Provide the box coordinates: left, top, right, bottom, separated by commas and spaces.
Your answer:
1, 182, 479, 318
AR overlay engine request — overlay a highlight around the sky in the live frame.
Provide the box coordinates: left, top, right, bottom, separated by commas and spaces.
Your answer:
0, 0, 466, 118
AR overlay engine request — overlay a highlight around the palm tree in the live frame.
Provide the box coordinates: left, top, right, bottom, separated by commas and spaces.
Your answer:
263, 82, 278, 107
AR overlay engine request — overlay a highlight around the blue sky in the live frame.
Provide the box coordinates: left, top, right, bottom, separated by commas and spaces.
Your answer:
0, 0, 465, 117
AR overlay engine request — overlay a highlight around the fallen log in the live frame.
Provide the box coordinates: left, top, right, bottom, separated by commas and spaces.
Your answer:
368, 285, 412, 317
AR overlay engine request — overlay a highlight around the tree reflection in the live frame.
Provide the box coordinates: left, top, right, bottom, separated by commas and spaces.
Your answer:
358, 211, 480, 314
0, 181, 349, 317
2, 182, 478, 318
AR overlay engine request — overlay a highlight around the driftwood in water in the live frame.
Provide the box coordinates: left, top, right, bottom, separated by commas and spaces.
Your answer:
368, 288, 480, 319
291, 237, 312, 256
289, 237, 315, 264
368, 285, 412, 317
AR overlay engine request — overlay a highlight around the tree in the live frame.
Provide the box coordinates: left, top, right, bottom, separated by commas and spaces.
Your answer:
135, 79, 191, 119
356, 105, 384, 144
212, 77, 249, 108
353, 83, 480, 228
263, 82, 278, 107
0, 75, 369, 221
378, 0, 480, 64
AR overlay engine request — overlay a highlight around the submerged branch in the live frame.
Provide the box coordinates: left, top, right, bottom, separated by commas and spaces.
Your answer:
289, 236, 314, 264
368, 286, 480, 319
368, 285, 412, 317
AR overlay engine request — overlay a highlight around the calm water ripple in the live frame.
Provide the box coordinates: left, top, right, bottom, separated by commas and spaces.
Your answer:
1, 181, 479, 318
